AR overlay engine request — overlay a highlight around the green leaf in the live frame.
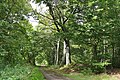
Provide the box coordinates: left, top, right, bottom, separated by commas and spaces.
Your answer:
92, 16, 97, 20
35, 0, 41, 3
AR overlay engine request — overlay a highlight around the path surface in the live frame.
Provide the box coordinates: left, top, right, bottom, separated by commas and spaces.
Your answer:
40, 68, 72, 80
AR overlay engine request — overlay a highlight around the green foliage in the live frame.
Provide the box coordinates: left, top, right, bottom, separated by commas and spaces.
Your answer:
0, 19, 34, 65
0, 64, 32, 80
0, 64, 45, 80
80, 68, 93, 75
33, 0, 120, 70
0, 0, 34, 66
35, 0, 42, 3
91, 61, 111, 73
23, 67, 45, 80
0, 0, 120, 78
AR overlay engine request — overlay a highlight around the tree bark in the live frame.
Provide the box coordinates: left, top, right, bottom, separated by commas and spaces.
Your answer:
54, 39, 60, 65
62, 39, 71, 65
56, 39, 60, 65
111, 44, 115, 68
48, 3, 71, 65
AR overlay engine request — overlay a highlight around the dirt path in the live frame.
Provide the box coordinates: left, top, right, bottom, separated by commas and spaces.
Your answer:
40, 68, 72, 80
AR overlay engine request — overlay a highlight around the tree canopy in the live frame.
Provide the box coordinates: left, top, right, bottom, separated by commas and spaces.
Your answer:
0, 0, 120, 74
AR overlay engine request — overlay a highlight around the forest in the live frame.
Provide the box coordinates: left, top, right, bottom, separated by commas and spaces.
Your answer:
0, 0, 120, 80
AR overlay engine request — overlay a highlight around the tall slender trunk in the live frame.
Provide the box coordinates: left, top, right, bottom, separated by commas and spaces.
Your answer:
62, 39, 71, 65
54, 45, 57, 64
101, 39, 107, 62
61, 40, 66, 65
103, 40, 106, 54
55, 39, 60, 65
111, 44, 115, 68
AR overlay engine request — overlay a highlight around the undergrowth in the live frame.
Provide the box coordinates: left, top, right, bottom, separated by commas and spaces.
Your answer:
0, 64, 45, 80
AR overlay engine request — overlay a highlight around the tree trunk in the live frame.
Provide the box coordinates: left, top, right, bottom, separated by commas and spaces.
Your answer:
101, 39, 107, 62
55, 39, 60, 65
62, 39, 71, 65
54, 40, 60, 65
111, 44, 115, 68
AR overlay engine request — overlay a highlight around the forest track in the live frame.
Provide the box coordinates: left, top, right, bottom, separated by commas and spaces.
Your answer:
40, 67, 72, 80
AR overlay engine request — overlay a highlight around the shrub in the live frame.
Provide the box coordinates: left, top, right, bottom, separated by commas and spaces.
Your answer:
0, 64, 45, 80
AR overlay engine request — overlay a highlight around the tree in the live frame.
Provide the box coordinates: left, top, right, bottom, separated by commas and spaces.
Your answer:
0, 0, 33, 65
34, 0, 74, 65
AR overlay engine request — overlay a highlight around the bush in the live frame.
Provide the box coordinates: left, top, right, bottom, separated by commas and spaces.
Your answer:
0, 64, 45, 80
0, 64, 32, 80
81, 68, 93, 75
24, 67, 45, 80
91, 61, 111, 74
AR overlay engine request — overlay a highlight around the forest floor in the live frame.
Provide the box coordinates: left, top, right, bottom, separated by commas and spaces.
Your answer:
40, 67, 72, 80
107, 68, 120, 79
39, 66, 120, 80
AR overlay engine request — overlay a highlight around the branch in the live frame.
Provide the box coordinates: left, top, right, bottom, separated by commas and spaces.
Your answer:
39, 20, 54, 27
56, 6, 64, 24
48, 4, 60, 32
63, 17, 68, 24
63, 5, 78, 24
56, 6, 69, 25
39, 21, 48, 26
39, 13, 53, 20
55, 7, 62, 25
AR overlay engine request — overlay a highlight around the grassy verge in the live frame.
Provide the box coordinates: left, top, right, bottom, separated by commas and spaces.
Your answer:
64, 73, 118, 80
0, 64, 45, 80
24, 67, 45, 80
44, 65, 119, 80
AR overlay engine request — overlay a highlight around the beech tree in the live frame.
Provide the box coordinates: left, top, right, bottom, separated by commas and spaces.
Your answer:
34, 0, 74, 65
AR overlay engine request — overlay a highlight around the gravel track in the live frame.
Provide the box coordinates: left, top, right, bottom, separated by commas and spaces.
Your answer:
40, 68, 72, 80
